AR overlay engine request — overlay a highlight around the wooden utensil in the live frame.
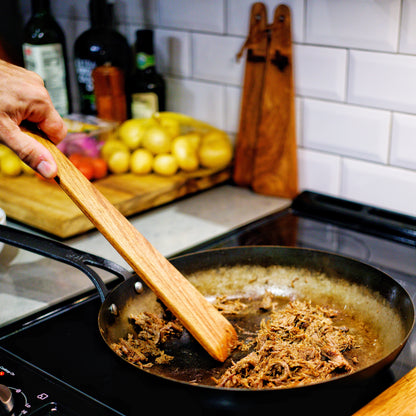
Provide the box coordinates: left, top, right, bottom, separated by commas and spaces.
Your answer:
352, 367, 416, 415
23, 126, 237, 362
233, 2, 268, 187
233, 3, 298, 198
252, 4, 298, 198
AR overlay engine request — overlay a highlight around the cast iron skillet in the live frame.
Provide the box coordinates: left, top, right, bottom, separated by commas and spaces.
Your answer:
0, 224, 413, 415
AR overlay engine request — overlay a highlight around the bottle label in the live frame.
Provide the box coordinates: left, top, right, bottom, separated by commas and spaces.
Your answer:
131, 92, 158, 119
22, 43, 69, 116
74, 58, 97, 113
136, 52, 155, 70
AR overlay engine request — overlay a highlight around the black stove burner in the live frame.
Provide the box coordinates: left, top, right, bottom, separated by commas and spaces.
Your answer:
0, 191, 415, 415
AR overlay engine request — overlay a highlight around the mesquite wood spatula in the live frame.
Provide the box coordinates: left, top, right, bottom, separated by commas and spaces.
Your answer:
23, 126, 237, 362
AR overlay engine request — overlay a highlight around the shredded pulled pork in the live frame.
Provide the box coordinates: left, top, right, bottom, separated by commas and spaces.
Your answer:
214, 301, 357, 389
110, 311, 183, 368
110, 297, 360, 389
213, 295, 248, 315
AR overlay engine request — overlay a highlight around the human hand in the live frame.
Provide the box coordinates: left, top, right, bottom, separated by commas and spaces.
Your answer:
0, 59, 67, 178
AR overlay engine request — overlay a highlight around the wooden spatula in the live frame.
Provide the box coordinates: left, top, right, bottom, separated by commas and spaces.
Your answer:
23, 126, 237, 362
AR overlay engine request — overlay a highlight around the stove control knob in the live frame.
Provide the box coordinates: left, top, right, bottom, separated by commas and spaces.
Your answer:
0, 385, 14, 414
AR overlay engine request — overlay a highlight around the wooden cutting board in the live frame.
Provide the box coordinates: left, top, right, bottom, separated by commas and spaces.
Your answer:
233, 3, 298, 199
251, 4, 298, 198
0, 167, 230, 238
233, 2, 268, 187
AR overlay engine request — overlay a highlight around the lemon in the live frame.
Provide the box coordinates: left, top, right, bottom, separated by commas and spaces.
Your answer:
183, 132, 201, 151
108, 150, 130, 174
118, 119, 147, 150
100, 140, 129, 162
202, 131, 230, 145
0, 144, 12, 159
153, 154, 178, 176
159, 117, 181, 138
172, 136, 199, 172
198, 133, 233, 169
142, 127, 171, 155
130, 148, 153, 175
1, 153, 22, 176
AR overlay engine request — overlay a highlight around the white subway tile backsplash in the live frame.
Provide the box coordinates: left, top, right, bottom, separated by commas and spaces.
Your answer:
18, 0, 416, 214
348, 50, 416, 113
303, 99, 390, 163
166, 77, 225, 130
226, 0, 305, 43
115, 1, 158, 26
224, 85, 241, 134
49, 0, 88, 21
341, 159, 416, 216
295, 97, 302, 146
306, 0, 401, 52
192, 33, 244, 86
158, 0, 224, 33
298, 148, 341, 195
399, 0, 416, 54
391, 113, 416, 170
154, 29, 191, 77
294, 44, 347, 101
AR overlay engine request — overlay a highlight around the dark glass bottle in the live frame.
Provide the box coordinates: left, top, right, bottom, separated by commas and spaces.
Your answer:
130, 29, 165, 119
74, 0, 131, 115
22, 0, 72, 116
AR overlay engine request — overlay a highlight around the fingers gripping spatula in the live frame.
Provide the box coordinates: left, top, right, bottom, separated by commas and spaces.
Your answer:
23, 126, 237, 362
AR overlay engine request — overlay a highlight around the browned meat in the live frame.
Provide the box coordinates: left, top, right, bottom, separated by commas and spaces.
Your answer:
110, 311, 183, 368
110, 297, 362, 389
213, 295, 248, 315
214, 301, 357, 389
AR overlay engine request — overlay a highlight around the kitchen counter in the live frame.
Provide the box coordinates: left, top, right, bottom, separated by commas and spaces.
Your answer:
0, 184, 290, 325
67, 184, 290, 261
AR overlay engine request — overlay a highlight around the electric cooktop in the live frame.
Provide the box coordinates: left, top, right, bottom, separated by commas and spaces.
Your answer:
0, 191, 415, 415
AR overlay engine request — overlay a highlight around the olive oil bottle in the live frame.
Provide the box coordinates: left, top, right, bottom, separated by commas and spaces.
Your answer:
130, 30, 165, 119
23, 0, 72, 116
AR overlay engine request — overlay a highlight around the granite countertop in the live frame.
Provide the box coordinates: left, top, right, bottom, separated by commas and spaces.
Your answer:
0, 184, 290, 325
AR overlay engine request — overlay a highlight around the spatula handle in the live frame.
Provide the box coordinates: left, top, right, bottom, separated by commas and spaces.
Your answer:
25, 127, 237, 362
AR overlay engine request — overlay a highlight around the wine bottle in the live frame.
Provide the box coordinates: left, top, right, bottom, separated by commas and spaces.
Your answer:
74, 0, 131, 115
130, 29, 166, 119
22, 0, 72, 116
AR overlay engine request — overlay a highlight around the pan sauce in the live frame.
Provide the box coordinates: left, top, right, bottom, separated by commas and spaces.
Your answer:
113, 264, 407, 388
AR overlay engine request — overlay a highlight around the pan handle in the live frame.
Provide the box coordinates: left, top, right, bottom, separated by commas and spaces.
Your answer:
0, 224, 134, 302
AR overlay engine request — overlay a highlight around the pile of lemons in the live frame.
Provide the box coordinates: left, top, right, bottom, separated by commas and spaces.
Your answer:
101, 113, 233, 176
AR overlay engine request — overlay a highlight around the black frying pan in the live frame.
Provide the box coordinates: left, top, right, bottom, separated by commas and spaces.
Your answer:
0, 224, 413, 414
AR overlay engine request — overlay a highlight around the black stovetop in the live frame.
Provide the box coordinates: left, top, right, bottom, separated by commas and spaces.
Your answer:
0, 191, 415, 415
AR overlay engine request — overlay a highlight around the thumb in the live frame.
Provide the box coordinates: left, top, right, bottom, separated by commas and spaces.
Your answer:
0, 124, 58, 178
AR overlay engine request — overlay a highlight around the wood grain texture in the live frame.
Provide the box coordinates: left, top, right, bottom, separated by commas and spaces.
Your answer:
27, 128, 237, 362
0, 160, 230, 238
352, 367, 416, 415
233, 2, 268, 186
252, 4, 298, 198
